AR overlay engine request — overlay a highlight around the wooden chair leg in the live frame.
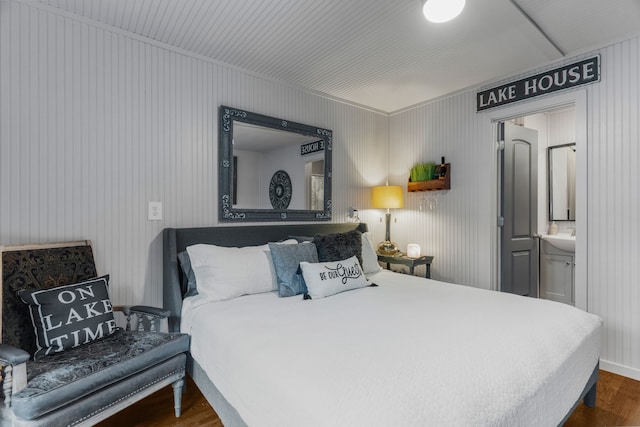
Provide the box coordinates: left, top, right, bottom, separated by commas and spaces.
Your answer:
172, 378, 185, 417
2, 365, 13, 407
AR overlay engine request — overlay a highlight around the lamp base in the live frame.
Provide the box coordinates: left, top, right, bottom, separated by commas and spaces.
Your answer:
377, 240, 400, 256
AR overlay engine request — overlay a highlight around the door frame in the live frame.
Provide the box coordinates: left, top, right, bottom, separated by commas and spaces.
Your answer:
483, 89, 588, 311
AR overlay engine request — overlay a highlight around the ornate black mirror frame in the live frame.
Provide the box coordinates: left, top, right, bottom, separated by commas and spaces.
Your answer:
219, 105, 332, 222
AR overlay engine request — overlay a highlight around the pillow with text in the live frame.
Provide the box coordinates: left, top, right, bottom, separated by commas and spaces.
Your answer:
300, 256, 370, 299
19, 275, 118, 360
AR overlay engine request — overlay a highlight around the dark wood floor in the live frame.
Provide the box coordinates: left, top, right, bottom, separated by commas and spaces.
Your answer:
565, 370, 640, 426
97, 370, 640, 426
96, 375, 222, 427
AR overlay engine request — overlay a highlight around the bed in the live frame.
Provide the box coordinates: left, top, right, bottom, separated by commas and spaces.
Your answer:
163, 223, 602, 427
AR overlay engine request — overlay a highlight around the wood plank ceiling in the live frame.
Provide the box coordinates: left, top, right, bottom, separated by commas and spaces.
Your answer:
33, 0, 640, 113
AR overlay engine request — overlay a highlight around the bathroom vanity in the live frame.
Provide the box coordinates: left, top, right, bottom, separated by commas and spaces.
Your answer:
540, 142, 577, 306
539, 235, 575, 305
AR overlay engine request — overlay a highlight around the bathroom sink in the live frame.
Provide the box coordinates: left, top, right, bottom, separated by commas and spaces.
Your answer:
541, 234, 575, 252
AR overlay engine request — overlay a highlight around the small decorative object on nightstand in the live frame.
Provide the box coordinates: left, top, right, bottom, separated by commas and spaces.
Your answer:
377, 252, 434, 278
406, 243, 421, 258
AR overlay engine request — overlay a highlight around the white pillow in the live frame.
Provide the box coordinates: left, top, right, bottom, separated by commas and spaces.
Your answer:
361, 231, 383, 275
186, 240, 295, 301
300, 256, 370, 299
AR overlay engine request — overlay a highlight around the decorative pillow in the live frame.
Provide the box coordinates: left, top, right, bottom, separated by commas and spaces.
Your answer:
269, 242, 318, 297
269, 239, 298, 290
186, 241, 294, 301
18, 275, 118, 360
312, 229, 363, 265
361, 231, 383, 275
300, 256, 370, 299
177, 251, 198, 297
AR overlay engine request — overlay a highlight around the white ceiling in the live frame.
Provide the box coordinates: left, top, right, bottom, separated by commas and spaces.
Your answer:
35, 0, 640, 113
234, 122, 319, 152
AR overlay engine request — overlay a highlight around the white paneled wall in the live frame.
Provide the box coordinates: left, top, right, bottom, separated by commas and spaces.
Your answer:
0, 0, 387, 306
546, 108, 577, 235
524, 108, 576, 236
389, 93, 494, 289
2, 0, 640, 379
587, 37, 640, 376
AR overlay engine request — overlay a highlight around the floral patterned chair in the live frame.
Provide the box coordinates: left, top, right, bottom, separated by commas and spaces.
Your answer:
0, 241, 189, 426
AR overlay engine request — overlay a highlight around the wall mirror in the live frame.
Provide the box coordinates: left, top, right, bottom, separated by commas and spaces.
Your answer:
219, 105, 332, 222
548, 143, 576, 221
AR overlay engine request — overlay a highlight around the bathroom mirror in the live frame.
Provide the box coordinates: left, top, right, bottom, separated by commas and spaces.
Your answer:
219, 105, 332, 222
548, 143, 576, 221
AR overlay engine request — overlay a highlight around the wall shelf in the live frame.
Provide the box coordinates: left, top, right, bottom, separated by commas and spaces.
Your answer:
408, 163, 450, 192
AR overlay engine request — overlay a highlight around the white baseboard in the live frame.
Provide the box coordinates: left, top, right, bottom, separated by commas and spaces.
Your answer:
600, 359, 640, 381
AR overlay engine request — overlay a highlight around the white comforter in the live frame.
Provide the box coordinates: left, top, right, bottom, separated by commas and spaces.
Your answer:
181, 271, 602, 427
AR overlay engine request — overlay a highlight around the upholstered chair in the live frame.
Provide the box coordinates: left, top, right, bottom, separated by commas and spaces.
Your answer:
0, 241, 189, 426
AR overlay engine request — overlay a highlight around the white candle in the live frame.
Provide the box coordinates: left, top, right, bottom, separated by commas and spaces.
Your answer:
407, 243, 420, 258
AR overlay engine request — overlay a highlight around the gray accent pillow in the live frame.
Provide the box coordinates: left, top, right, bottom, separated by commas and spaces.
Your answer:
269, 242, 318, 297
18, 275, 118, 360
177, 251, 198, 297
312, 229, 363, 265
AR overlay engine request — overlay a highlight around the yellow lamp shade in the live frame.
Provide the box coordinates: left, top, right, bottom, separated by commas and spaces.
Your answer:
371, 185, 404, 209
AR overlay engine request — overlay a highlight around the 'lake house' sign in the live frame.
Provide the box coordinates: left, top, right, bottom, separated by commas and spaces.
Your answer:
476, 56, 600, 111
301, 140, 324, 156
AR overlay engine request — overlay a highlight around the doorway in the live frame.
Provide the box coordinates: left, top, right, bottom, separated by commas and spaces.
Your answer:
489, 90, 587, 310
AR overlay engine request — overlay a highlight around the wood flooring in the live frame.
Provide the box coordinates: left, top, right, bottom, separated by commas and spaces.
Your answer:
97, 370, 640, 426
95, 375, 222, 427
565, 370, 640, 427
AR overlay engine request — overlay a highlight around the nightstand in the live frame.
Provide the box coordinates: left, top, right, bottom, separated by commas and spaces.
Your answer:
377, 253, 434, 278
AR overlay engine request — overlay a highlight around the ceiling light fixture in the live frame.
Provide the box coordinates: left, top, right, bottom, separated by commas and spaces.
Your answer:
422, 0, 465, 23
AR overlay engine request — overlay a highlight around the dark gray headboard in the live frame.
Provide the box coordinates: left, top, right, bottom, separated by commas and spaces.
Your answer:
163, 223, 368, 332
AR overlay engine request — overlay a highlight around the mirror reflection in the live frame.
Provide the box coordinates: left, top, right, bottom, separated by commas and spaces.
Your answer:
233, 122, 324, 210
219, 106, 332, 222
548, 143, 576, 221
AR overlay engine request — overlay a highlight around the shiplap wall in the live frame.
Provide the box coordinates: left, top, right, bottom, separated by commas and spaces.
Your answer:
523, 108, 576, 236
0, 0, 387, 306
587, 37, 640, 377
388, 93, 494, 289
2, 0, 640, 378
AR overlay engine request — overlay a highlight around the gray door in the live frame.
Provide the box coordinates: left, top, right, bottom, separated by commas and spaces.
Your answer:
500, 121, 538, 296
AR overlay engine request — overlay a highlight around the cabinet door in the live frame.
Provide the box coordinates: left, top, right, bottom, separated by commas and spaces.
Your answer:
539, 253, 574, 305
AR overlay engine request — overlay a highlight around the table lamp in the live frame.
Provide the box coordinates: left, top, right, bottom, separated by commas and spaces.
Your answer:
371, 185, 404, 255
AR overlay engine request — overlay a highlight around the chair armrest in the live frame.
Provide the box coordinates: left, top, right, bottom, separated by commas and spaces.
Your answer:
0, 344, 29, 407
117, 306, 171, 332
0, 344, 30, 366
129, 305, 171, 319
118, 305, 170, 318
